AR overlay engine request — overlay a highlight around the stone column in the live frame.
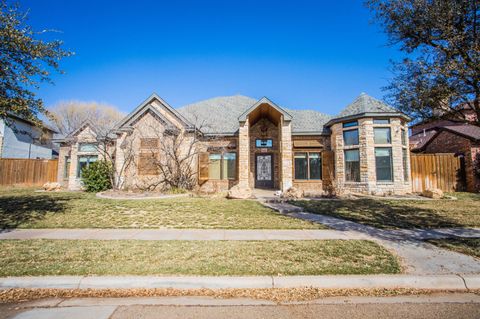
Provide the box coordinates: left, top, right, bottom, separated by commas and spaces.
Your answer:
114, 132, 127, 189
238, 119, 250, 189
68, 142, 79, 190
280, 119, 293, 191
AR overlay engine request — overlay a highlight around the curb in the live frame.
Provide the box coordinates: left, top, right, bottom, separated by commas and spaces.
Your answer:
0, 275, 477, 290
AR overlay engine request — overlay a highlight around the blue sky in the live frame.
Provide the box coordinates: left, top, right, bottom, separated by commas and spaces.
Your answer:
21, 0, 402, 115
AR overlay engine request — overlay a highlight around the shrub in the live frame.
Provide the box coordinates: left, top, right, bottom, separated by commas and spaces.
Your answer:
81, 160, 112, 192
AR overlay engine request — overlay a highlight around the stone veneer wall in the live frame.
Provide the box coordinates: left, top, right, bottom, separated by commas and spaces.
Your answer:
291, 135, 330, 194
248, 118, 280, 189
330, 117, 412, 195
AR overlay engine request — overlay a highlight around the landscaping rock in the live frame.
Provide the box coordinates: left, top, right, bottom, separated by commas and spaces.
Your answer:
421, 188, 444, 199
227, 185, 253, 199
281, 187, 304, 199
42, 182, 62, 192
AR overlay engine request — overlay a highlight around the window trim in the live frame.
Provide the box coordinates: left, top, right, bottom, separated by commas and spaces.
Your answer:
293, 151, 322, 181
64, 156, 71, 180
255, 139, 273, 148
77, 155, 98, 178
208, 152, 237, 181
373, 127, 392, 145
342, 121, 358, 128
375, 147, 394, 183
344, 148, 361, 182
343, 128, 360, 146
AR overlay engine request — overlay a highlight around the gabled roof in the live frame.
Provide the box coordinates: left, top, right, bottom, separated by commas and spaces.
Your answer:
238, 97, 293, 122
325, 93, 409, 127
66, 120, 97, 138
114, 93, 193, 131
442, 124, 480, 141
409, 129, 438, 151
176, 95, 332, 135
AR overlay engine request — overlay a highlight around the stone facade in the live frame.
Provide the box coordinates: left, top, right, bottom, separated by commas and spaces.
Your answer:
57, 93, 413, 195
330, 117, 411, 195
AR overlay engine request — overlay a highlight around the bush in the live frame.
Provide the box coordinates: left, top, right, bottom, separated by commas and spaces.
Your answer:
81, 160, 112, 192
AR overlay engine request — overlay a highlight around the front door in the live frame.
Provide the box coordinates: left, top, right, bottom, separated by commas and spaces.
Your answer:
255, 154, 274, 189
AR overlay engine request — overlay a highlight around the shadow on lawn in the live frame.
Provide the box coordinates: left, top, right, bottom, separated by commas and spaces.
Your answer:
0, 194, 69, 229
294, 198, 464, 230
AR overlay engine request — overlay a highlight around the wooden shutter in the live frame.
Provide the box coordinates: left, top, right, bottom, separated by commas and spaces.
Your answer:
138, 153, 158, 175
322, 151, 334, 190
198, 152, 209, 184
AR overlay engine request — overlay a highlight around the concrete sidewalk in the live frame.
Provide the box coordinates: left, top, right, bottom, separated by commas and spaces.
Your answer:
0, 229, 364, 241
1, 227, 479, 241
1, 274, 479, 290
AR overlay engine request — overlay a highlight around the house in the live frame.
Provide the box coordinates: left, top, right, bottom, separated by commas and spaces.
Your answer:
57, 93, 412, 195
410, 106, 480, 192
0, 114, 57, 159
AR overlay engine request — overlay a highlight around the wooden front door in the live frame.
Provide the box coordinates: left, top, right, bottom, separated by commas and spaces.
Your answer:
255, 154, 274, 189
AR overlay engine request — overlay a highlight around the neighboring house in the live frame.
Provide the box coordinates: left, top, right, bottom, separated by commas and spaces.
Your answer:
0, 114, 57, 159
410, 107, 480, 192
57, 93, 412, 195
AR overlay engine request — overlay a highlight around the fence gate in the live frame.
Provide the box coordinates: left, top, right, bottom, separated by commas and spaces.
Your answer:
410, 153, 463, 193
0, 158, 58, 186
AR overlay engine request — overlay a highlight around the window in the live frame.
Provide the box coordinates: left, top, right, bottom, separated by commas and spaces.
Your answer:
344, 149, 360, 182
77, 155, 97, 177
403, 148, 409, 181
222, 152, 237, 180
373, 119, 390, 125
343, 129, 359, 146
294, 153, 308, 180
209, 153, 236, 180
308, 152, 322, 180
401, 129, 407, 146
140, 138, 159, 149
343, 121, 358, 128
255, 139, 273, 148
294, 152, 322, 180
375, 148, 393, 182
64, 156, 71, 179
374, 127, 391, 144
138, 153, 158, 175
78, 143, 97, 152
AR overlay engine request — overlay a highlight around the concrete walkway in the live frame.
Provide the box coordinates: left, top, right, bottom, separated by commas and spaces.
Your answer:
0, 229, 364, 241
1, 227, 478, 241
1, 274, 479, 290
282, 210, 480, 275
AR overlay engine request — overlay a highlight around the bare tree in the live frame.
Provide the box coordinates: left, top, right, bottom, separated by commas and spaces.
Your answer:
49, 101, 125, 136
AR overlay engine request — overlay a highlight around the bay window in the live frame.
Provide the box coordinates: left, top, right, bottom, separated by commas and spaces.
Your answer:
375, 148, 393, 182
344, 149, 360, 182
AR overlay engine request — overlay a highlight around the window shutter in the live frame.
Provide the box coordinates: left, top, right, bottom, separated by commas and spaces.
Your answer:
198, 152, 209, 184
322, 151, 334, 190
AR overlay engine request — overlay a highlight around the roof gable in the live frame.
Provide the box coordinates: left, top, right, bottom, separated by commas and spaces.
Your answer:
66, 120, 97, 138
238, 97, 293, 122
114, 93, 193, 131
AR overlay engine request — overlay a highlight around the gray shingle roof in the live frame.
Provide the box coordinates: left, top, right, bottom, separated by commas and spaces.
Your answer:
338, 93, 398, 117
177, 95, 332, 134
176, 93, 403, 135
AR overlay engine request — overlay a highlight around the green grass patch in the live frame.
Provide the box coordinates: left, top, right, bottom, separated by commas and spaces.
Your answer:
426, 238, 480, 259
293, 192, 480, 229
0, 187, 322, 229
0, 239, 401, 276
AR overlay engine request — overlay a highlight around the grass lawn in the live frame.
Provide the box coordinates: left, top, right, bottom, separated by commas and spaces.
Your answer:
0, 187, 322, 229
426, 238, 480, 259
0, 239, 401, 276
293, 192, 480, 229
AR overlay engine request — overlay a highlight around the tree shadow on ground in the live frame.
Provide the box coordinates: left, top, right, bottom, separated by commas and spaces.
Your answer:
0, 194, 69, 230
294, 198, 465, 230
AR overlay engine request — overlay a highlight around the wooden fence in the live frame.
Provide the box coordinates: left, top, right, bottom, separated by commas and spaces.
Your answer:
0, 158, 58, 186
410, 153, 463, 193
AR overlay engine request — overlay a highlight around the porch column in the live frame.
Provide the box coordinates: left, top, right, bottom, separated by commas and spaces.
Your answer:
238, 118, 250, 189
280, 119, 293, 191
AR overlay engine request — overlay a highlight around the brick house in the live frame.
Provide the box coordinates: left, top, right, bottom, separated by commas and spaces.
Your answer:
57, 93, 412, 195
410, 108, 480, 192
